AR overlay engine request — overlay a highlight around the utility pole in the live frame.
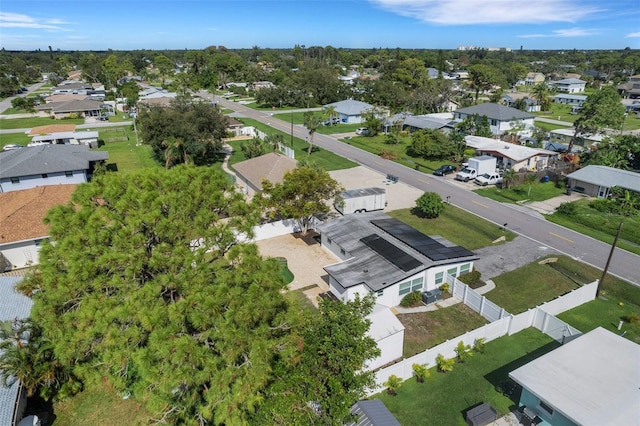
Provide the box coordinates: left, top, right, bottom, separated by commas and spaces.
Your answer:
597, 222, 623, 297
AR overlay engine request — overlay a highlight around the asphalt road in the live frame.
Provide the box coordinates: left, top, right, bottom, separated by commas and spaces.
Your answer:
209, 93, 639, 286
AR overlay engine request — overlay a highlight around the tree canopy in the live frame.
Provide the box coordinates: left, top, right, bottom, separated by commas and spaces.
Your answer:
261, 165, 343, 234
16, 166, 378, 424
569, 86, 625, 152
137, 98, 229, 167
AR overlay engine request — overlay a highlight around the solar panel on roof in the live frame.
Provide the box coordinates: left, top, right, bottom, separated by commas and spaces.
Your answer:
361, 234, 422, 272
370, 218, 474, 261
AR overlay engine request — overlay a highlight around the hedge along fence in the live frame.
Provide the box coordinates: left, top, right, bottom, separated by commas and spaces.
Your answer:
369, 278, 597, 394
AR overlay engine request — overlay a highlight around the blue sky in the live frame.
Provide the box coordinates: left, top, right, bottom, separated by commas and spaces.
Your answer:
1, 0, 639, 51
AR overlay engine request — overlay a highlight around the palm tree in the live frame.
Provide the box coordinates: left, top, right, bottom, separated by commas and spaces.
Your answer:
530, 83, 552, 111
384, 374, 403, 396
162, 137, 190, 168
303, 111, 322, 156
264, 133, 284, 152
324, 105, 338, 126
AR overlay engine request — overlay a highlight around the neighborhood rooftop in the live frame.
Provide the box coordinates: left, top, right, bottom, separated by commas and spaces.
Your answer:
0, 144, 109, 179
567, 165, 640, 193
465, 135, 558, 163
318, 212, 477, 292
454, 103, 534, 120
509, 327, 640, 426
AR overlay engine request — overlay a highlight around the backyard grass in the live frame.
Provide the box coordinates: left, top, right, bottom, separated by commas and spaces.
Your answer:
52, 381, 151, 426
398, 304, 488, 357
546, 198, 640, 255
388, 207, 516, 251
533, 103, 576, 123
235, 117, 357, 171
377, 328, 560, 426
486, 255, 602, 314
474, 181, 566, 203
531, 121, 572, 132
0, 117, 84, 129
96, 127, 159, 174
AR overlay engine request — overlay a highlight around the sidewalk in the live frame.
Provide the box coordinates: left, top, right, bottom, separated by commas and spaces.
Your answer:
523, 191, 587, 215
394, 280, 496, 314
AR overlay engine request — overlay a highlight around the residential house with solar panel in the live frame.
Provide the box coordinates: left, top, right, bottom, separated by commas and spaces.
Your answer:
317, 212, 478, 308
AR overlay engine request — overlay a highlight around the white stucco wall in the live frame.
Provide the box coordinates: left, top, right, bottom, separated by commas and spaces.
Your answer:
0, 171, 86, 193
0, 239, 44, 269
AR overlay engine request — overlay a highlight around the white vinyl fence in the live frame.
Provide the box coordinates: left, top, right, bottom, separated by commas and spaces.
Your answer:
370, 279, 597, 394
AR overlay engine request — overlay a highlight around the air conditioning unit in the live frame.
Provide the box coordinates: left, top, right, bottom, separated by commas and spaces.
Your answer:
422, 289, 443, 305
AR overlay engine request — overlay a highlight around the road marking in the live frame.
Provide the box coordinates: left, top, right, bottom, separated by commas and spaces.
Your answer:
550, 232, 574, 243
418, 178, 429, 185
375, 161, 385, 166
472, 200, 489, 208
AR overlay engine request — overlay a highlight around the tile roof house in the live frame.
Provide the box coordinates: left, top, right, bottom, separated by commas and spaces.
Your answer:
566, 165, 640, 198
0, 185, 77, 269
0, 144, 108, 193
232, 152, 298, 197
524, 72, 545, 86
509, 327, 639, 426
323, 100, 375, 124
0, 276, 34, 426
317, 211, 477, 308
465, 135, 559, 171
453, 103, 535, 136
549, 78, 586, 94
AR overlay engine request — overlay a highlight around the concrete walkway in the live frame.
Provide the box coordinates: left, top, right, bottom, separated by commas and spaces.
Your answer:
394, 280, 496, 314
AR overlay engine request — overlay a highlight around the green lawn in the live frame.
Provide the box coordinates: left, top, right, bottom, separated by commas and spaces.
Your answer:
0, 132, 31, 148
533, 103, 576, 123
271, 111, 363, 134
377, 328, 560, 426
532, 121, 572, 132
546, 199, 640, 255
0, 117, 84, 129
398, 304, 488, 357
234, 118, 357, 171
52, 382, 151, 426
97, 127, 159, 174
474, 181, 566, 203
486, 255, 606, 314
388, 207, 516, 251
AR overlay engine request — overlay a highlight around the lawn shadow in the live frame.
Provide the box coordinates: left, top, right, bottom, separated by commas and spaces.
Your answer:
484, 340, 561, 406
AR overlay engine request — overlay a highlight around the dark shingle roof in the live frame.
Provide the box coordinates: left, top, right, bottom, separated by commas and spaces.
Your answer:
348, 400, 401, 426
0, 144, 108, 179
51, 99, 103, 113
455, 103, 534, 120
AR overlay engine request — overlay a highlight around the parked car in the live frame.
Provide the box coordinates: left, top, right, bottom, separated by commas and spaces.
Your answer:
433, 165, 456, 176
323, 117, 341, 125
3, 144, 24, 151
355, 127, 369, 135
474, 173, 503, 186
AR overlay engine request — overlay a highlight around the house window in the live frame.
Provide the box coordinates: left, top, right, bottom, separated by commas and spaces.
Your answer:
460, 263, 471, 274
410, 277, 424, 292
11, 177, 20, 184
376, 290, 384, 297
539, 401, 554, 416
435, 271, 444, 285
42, 173, 48, 178
447, 267, 458, 277
399, 281, 412, 296
491, 119, 498, 126
65, 171, 73, 178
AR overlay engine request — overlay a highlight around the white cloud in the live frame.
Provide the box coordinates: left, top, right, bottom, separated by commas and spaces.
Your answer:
369, 0, 602, 25
626, 32, 640, 38
518, 27, 599, 38
0, 12, 71, 31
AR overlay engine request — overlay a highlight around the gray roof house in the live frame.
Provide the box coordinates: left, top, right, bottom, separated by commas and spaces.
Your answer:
382, 113, 454, 134
566, 165, 640, 198
509, 327, 639, 426
453, 103, 535, 136
0, 144, 108, 193
317, 211, 477, 308
0, 276, 34, 426
38, 99, 104, 119
323, 100, 375, 124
